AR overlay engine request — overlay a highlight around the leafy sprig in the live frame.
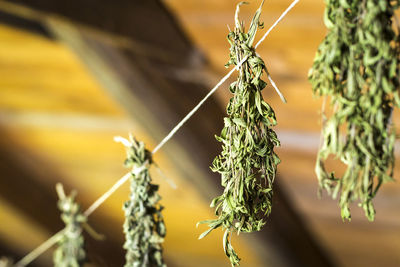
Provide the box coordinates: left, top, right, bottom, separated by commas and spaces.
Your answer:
199, 1, 281, 266
0, 257, 13, 267
53, 184, 86, 267
309, 0, 400, 221
120, 136, 166, 267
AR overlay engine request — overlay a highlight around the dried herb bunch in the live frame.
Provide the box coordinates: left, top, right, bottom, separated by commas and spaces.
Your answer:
121, 136, 166, 267
199, 2, 281, 266
309, 0, 400, 221
0, 257, 13, 267
54, 184, 86, 267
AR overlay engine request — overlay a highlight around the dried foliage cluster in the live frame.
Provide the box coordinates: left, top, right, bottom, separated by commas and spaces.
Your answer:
309, 0, 400, 221
0, 257, 13, 267
199, 2, 281, 266
122, 137, 166, 267
53, 184, 87, 267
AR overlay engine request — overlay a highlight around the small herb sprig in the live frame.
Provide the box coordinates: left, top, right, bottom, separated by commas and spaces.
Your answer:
53, 184, 86, 267
120, 136, 166, 267
309, 0, 400, 221
0, 257, 13, 267
199, 1, 281, 266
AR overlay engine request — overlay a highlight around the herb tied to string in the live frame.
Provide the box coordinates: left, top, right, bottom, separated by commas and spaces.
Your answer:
198, 1, 282, 266
0, 257, 13, 267
121, 136, 166, 267
53, 184, 86, 267
309, 0, 400, 221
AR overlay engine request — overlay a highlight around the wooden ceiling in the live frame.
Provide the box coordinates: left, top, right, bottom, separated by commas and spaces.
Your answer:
0, 0, 399, 267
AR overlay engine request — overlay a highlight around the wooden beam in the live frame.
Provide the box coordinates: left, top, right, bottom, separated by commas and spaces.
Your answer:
0, 9, 52, 38
0, 136, 63, 233
5, 0, 195, 64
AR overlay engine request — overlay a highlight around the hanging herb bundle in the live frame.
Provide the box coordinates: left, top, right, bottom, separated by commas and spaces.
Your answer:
198, 1, 281, 266
119, 136, 166, 267
0, 257, 13, 267
309, 0, 400, 221
54, 183, 87, 267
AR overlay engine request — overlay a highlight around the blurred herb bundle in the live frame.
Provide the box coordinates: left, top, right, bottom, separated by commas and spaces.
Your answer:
309, 0, 400, 221
53, 184, 86, 267
199, 1, 281, 266
0, 257, 13, 267
121, 136, 166, 267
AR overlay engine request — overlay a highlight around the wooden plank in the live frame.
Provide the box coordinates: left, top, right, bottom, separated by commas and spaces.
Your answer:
6, 0, 194, 62
0, 136, 63, 233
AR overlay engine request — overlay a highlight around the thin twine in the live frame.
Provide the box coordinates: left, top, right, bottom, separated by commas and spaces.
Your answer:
83, 172, 132, 217
14, 1, 300, 266
254, 0, 299, 49
14, 229, 65, 267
